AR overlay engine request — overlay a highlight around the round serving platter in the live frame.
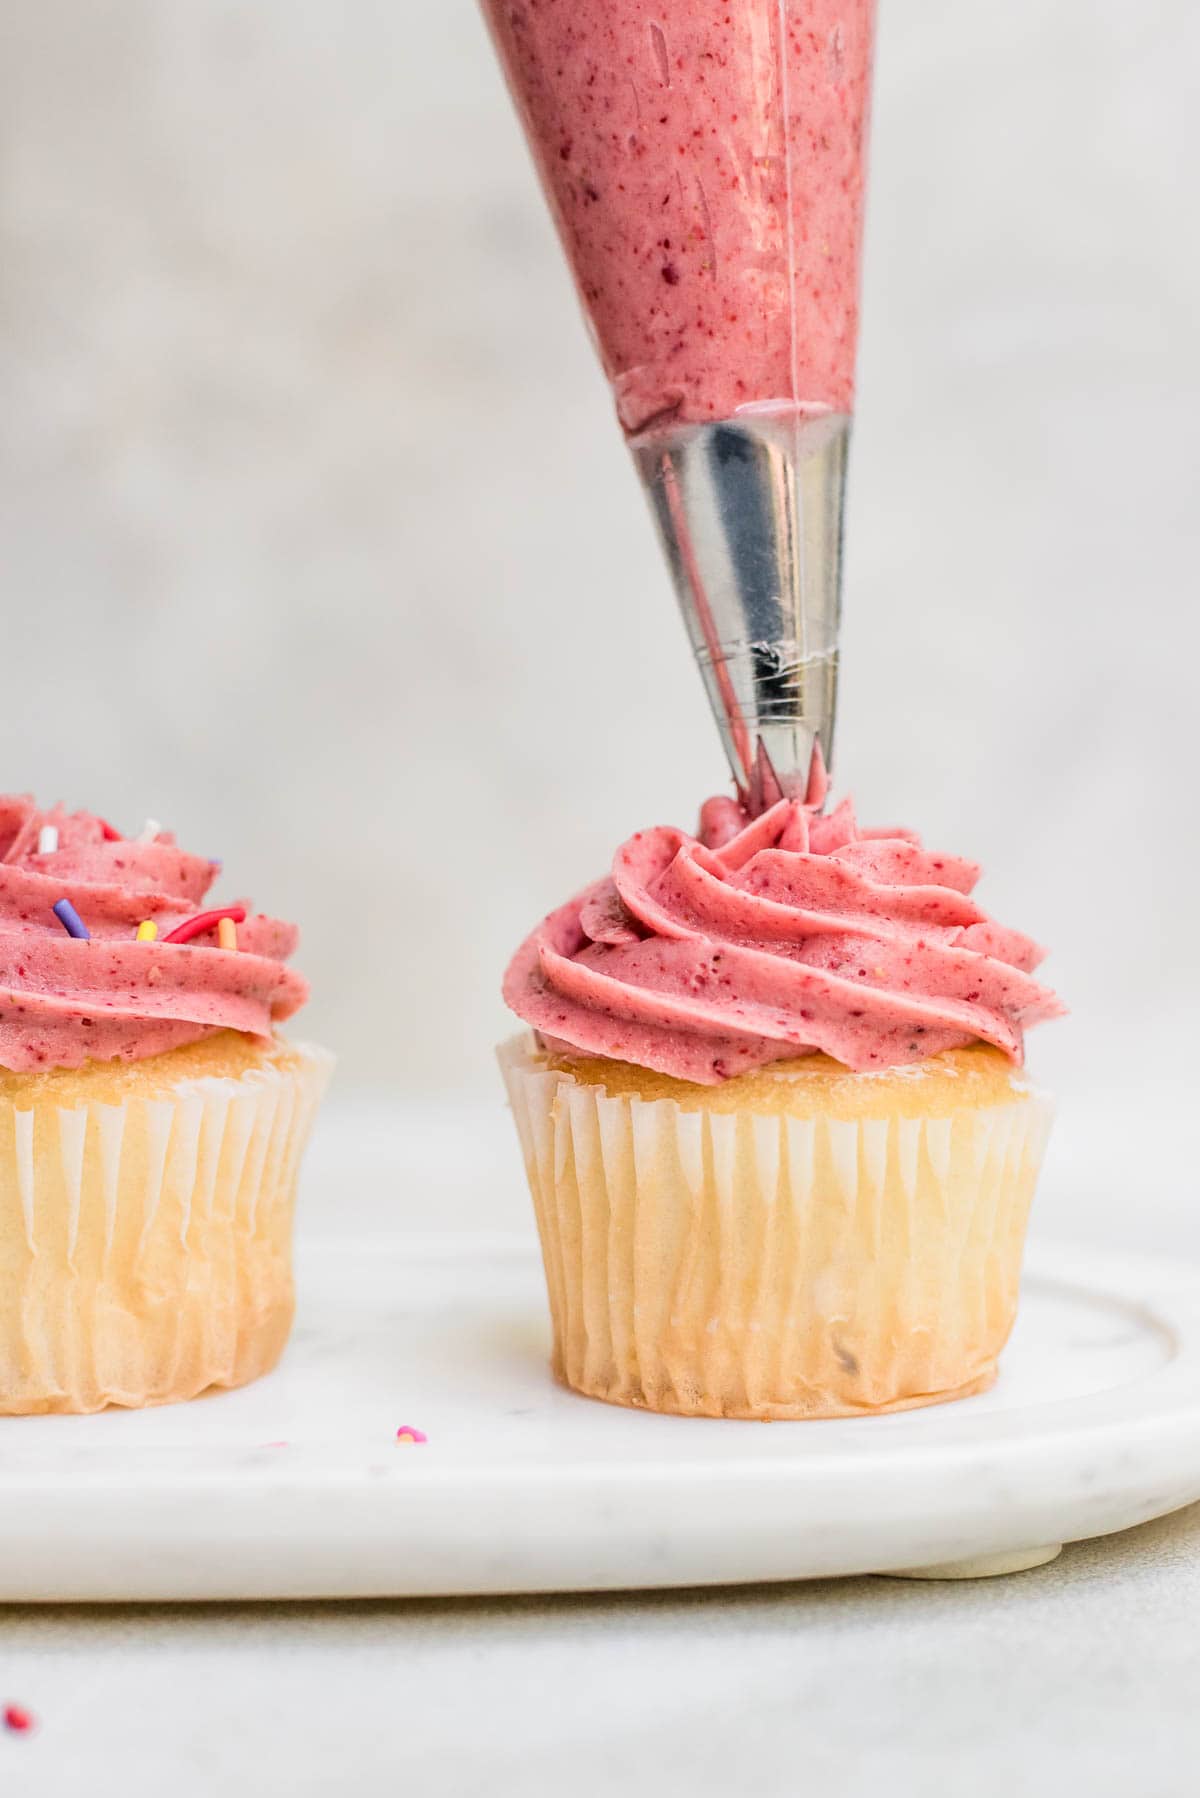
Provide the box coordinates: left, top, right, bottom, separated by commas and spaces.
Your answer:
1, 1234, 1198, 1600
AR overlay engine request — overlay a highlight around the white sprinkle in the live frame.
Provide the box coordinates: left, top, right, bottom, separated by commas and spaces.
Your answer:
37, 825, 59, 855
137, 818, 161, 844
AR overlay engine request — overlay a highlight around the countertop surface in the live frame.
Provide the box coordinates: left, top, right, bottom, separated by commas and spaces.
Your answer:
2, 1096, 1196, 1797
3, 1506, 1198, 1798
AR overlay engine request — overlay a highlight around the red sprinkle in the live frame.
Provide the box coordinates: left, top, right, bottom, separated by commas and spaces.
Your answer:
99, 819, 122, 841
161, 906, 247, 946
3, 1704, 34, 1734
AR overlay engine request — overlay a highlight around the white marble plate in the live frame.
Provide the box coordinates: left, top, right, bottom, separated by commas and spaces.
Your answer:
1, 1235, 1198, 1600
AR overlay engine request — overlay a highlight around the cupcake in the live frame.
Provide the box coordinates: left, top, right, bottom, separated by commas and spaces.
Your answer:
500, 785, 1064, 1420
0, 795, 331, 1415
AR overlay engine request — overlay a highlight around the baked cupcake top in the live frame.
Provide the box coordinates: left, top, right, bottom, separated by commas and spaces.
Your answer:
504, 789, 1064, 1085
0, 795, 307, 1072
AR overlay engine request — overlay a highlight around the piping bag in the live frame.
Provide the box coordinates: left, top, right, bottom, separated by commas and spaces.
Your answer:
480, 2, 876, 812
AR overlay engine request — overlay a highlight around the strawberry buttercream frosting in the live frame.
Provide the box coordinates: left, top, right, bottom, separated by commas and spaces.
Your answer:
0, 796, 307, 1072
504, 789, 1064, 1084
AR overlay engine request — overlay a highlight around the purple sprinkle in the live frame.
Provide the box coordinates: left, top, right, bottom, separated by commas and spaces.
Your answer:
53, 898, 90, 940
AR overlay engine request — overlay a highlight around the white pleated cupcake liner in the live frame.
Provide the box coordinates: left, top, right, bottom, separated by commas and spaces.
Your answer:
0, 1043, 333, 1413
499, 1036, 1055, 1419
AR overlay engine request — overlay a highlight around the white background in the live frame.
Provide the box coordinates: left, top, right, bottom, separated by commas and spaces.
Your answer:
1, 0, 1198, 1236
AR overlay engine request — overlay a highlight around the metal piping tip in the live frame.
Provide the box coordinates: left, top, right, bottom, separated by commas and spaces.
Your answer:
631, 407, 850, 814
745, 733, 830, 819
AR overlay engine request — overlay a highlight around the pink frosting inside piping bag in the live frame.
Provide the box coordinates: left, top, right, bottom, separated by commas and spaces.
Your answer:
0, 796, 307, 1072
479, 0, 875, 433
504, 792, 1065, 1085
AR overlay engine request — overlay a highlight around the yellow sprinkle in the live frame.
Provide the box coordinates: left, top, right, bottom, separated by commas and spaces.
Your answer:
218, 917, 238, 952
136, 921, 158, 942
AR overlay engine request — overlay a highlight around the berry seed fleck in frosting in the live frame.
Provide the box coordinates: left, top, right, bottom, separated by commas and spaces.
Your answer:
504, 791, 1065, 1085
0, 795, 307, 1073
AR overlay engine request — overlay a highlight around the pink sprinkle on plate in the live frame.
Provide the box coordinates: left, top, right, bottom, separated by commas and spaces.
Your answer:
3, 1704, 35, 1734
395, 1426, 427, 1445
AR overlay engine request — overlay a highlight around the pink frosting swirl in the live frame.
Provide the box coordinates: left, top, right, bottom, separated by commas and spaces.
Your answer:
0, 796, 308, 1072
504, 792, 1064, 1084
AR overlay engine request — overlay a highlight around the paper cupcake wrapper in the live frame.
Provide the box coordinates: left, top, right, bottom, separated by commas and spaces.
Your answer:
0, 1044, 333, 1414
500, 1038, 1055, 1420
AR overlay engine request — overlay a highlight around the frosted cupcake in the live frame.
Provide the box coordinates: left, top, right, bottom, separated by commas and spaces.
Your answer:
0, 795, 331, 1414
500, 786, 1064, 1420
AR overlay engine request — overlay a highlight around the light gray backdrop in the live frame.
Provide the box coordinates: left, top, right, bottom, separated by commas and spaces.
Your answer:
1, 4, 1197, 1233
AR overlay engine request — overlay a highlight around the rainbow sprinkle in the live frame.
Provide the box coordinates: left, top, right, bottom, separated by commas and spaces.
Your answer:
52, 899, 89, 940
161, 905, 246, 946
217, 916, 238, 952
137, 818, 161, 844
136, 921, 158, 942
37, 825, 59, 855
3, 1704, 34, 1735
395, 1426, 428, 1445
